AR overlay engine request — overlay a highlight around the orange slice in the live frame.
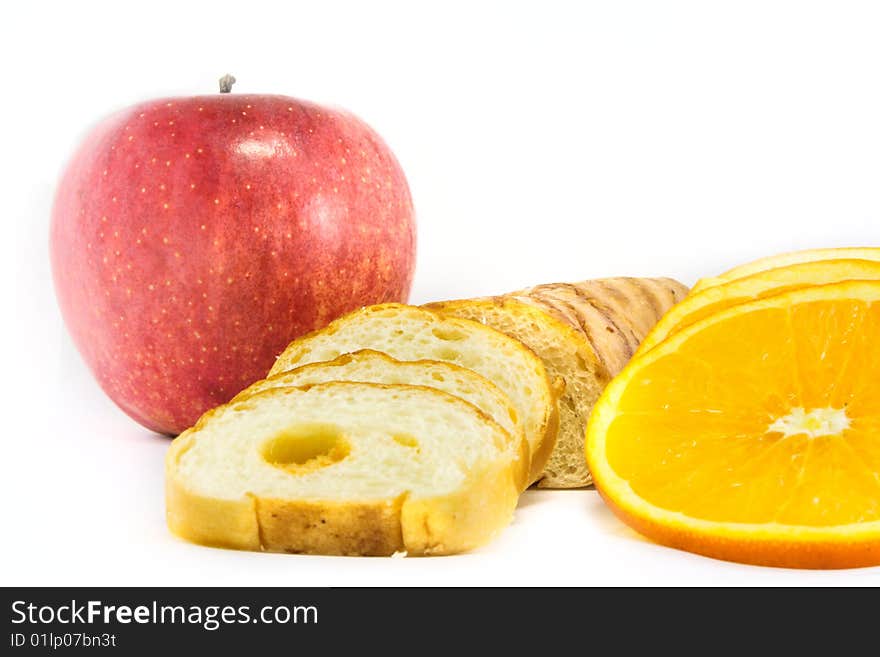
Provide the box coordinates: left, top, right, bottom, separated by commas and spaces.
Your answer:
586, 281, 880, 569
692, 247, 880, 294
637, 259, 880, 355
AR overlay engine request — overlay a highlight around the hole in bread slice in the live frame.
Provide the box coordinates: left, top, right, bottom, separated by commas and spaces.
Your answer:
392, 434, 419, 449
436, 347, 461, 362
431, 326, 467, 341
261, 423, 350, 475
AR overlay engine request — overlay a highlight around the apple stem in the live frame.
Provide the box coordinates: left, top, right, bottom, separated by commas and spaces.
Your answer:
219, 74, 236, 94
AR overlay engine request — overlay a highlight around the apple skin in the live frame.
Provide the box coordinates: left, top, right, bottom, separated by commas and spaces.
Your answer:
50, 93, 416, 435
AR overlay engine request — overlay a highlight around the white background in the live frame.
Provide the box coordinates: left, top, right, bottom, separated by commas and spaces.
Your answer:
3, 0, 880, 586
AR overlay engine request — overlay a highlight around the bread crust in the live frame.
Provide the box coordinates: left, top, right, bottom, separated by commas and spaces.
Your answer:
514, 278, 688, 375
167, 451, 518, 557
400, 456, 519, 554
165, 383, 519, 556
254, 496, 406, 555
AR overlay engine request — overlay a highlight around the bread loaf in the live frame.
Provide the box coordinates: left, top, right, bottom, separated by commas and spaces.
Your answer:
428, 277, 688, 488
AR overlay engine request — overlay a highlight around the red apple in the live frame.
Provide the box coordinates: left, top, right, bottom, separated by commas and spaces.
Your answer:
50, 77, 416, 435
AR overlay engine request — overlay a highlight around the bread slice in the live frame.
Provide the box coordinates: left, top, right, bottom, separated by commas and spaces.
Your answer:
428, 277, 689, 488
236, 350, 530, 490
166, 382, 519, 556
269, 304, 559, 484
425, 297, 608, 490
